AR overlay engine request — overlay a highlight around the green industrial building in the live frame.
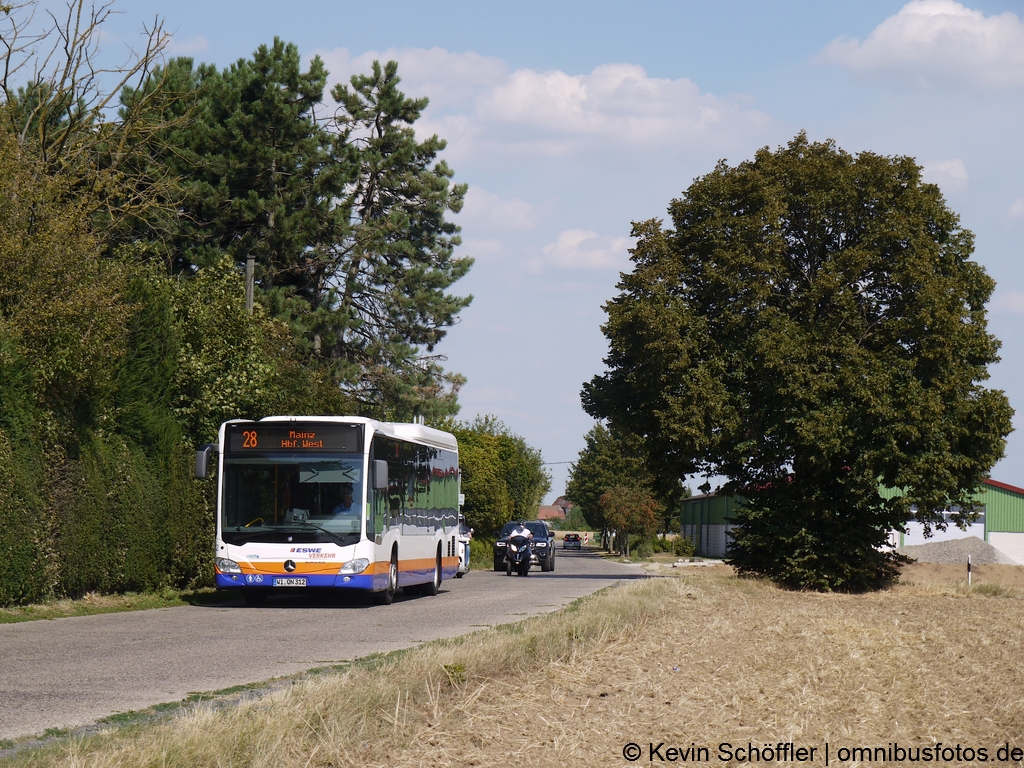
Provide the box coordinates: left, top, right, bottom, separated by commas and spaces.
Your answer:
680, 479, 1024, 563
680, 492, 744, 559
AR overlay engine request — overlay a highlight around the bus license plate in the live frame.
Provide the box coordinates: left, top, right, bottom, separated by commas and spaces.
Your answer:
274, 577, 307, 587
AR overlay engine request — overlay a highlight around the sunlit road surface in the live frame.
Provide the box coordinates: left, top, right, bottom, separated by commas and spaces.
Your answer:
0, 548, 643, 739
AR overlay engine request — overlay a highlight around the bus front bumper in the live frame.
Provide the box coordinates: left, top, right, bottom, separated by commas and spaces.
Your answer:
216, 572, 376, 590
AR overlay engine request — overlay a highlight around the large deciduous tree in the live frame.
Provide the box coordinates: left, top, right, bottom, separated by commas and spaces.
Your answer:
599, 485, 661, 557
583, 134, 1013, 592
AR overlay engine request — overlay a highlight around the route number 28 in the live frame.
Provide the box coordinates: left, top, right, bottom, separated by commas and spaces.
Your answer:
242, 430, 258, 448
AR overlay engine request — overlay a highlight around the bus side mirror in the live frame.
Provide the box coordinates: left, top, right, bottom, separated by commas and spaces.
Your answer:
372, 459, 388, 490
195, 444, 218, 479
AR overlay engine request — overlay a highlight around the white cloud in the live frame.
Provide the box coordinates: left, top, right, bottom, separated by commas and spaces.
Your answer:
313, 47, 769, 159
528, 229, 634, 273
474, 63, 767, 152
460, 187, 539, 232
313, 47, 507, 111
990, 291, 1024, 314
921, 158, 968, 191
818, 0, 1024, 87
1009, 199, 1024, 220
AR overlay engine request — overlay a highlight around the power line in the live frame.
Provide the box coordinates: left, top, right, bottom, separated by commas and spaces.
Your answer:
541, 461, 574, 465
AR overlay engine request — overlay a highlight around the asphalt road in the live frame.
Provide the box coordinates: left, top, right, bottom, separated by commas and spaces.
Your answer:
0, 548, 643, 740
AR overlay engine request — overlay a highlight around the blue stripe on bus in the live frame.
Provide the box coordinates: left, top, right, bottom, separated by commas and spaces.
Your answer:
216, 573, 376, 590
217, 568, 454, 592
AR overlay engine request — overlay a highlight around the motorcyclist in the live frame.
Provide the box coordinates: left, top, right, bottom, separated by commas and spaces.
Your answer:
506, 520, 534, 573
509, 520, 533, 541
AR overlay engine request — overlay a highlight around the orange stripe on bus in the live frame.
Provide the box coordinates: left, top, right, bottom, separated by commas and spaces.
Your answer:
238, 562, 340, 575
365, 557, 458, 575
232, 554, 461, 578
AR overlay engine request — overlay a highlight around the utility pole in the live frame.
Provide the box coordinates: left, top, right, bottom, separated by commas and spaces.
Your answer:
245, 253, 255, 315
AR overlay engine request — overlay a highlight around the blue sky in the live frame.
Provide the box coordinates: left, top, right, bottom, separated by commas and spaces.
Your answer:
94, 1, 1024, 501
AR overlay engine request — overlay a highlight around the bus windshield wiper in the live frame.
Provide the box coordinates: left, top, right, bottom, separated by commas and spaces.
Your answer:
291, 521, 351, 547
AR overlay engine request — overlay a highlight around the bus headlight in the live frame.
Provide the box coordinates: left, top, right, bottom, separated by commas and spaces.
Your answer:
339, 558, 370, 574
215, 557, 242, 574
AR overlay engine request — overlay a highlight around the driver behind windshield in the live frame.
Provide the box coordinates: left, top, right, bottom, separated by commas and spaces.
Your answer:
332, 483, 357, 516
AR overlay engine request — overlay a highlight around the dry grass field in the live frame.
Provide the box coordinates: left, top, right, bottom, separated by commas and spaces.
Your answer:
900, 561, 1024, 589
7, 569, 1024, 767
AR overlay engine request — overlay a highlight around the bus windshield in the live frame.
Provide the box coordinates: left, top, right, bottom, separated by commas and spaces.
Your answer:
222, 455, 364, 546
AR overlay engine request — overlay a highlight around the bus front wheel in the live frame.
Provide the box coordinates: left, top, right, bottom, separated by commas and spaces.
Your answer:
421, 547, 441, 597
376, 551, 398, 605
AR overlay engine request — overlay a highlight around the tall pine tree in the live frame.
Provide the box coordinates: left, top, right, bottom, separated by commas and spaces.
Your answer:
121, 46, 471, 419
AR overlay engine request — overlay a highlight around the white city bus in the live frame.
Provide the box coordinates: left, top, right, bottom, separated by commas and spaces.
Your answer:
195, 416, 462, 605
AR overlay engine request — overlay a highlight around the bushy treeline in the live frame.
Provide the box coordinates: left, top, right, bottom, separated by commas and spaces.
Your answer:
565, 423, 688, 553
451, 416, 551, 536
0, 3, 490, 605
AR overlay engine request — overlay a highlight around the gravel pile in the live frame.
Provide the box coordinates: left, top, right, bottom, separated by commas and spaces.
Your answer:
896, 535, 1016, 565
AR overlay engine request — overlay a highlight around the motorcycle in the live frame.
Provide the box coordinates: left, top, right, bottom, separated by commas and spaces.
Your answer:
456, 515, 472, 578
505, 534, 532, 577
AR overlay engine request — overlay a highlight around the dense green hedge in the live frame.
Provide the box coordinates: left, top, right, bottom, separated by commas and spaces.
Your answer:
0, 431, 214, 606
0, 433, 48, 605
0, 256, 329, 606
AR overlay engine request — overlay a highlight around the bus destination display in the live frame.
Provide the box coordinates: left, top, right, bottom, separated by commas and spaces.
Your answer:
226, 423, 362, 453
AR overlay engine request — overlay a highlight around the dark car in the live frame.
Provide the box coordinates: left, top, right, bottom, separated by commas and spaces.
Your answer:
493, 521, 556, 572
563, 533, 582, 550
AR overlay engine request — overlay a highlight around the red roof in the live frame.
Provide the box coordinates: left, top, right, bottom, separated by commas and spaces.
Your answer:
537, 505, 566, 521
984, 478, 1024, 496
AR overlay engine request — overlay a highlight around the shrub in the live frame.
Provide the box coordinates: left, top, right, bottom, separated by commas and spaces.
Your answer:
650, 536, 674, 554
469, 536, 497, 571
674, 536, 696, 558
634, 537, 653, 558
